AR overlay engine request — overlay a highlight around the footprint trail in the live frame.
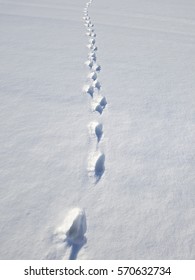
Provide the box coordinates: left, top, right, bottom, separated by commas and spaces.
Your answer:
82, 0, 107, 183
53, 0, 107, 260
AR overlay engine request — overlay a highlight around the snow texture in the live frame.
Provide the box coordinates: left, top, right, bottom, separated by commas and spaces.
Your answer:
0, 0, 195, 260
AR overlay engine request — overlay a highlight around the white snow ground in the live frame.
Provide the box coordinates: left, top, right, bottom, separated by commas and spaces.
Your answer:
0, 0, 195, 260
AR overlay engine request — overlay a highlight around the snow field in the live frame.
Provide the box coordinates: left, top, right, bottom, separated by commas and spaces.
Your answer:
0, 0, 195, 260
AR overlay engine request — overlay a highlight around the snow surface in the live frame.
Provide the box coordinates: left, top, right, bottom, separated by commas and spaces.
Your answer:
0, 0, 195, 259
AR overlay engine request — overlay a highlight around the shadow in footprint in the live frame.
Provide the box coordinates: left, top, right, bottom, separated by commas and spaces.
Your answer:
88, 54, 96, 62
67, 237, 87, 260
65, 208, 87, 260
89, 38, 95, 45
95, 104, 103, 114
83, 84, 94, 97
100, 96, 107, 108
95, 123, 103, 142
93, 64, 101, 72
88, 71, 97, 81
93, 80, 101, 90
95, 154, 105, 183
85, 60, 94, 69
94, 97, 107, 114
87, 86, 94, 97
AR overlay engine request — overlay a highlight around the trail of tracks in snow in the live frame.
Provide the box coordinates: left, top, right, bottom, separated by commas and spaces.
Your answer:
83, 0, 107, 184
52, 0, 107, 260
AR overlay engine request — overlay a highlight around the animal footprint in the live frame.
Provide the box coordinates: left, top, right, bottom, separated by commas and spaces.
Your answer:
83, 16, 90, 20
65, 208, 87, 245
99, 96, 107, 107
53, 208, 87, 260
90, 33, 96, 37
93, 80, 101, 90
91, 96, 107, 114
88, 121, 103, 142
83, 84, 94, 97
93, 64, 101, 72
87, 28, 95, 33
88, 71, 97, 81
88, 152, 105, 183
85, 60, 94, 68
88, 52, 96, 61
89, 38, 96, 45
86, 44, 97, 52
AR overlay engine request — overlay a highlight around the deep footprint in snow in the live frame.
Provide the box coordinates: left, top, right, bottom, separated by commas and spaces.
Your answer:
54, 208, 87, 260
95, 154, 105, 181
88, 121, 103, 142
85, 59, 94, 69
88, 71, 97, 81
65, 208, 87, 246
85, 20, 91, 25
89, 38, 96, 45
87, 27, 95, 33
94, 104, 103, 114
90, 33, 96, 37
93, 80, 101, 90
93, 64, 101, 72
88, 152, 105, 183
83, 16, 90, 20
91, 96, 107, 114
86, 32, 96, 38
86, 31, 96, 37
83, 84, 94, 97
99, 96, 107, 108
88, 52, 96, 61
95, 123, 103, 142
86, 44, 97, 52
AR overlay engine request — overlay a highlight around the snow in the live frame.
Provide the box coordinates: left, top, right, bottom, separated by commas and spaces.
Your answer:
0, 0, 195, 260
58, 207, 87, 246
